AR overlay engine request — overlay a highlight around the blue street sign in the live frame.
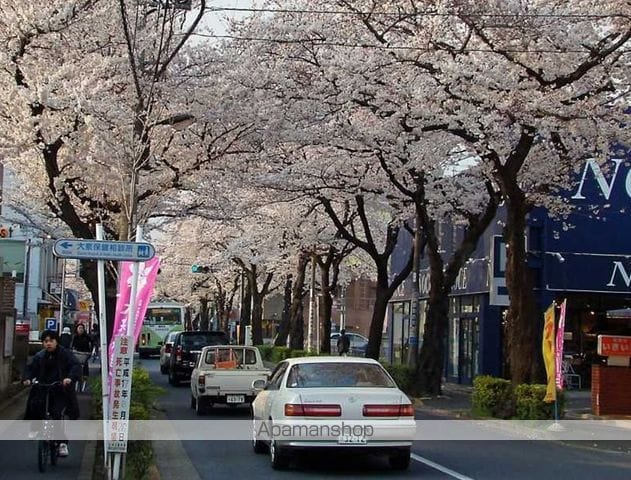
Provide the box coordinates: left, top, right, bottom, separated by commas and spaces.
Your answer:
53, 239, 156, 262
45, 318, 58, 331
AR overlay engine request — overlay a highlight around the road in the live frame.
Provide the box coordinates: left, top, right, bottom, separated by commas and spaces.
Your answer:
141, 358, 631, 480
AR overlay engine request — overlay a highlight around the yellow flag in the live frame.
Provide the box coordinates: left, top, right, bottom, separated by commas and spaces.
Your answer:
542, 304, 556, 403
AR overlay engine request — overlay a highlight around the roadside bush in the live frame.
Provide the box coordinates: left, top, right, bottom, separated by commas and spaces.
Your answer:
471, 376, 514, 419
382, 363, 415, 394
270, 346, 292, 363
90, 367, 165, 479
514, 384, 565, 420
256, 345, 273, 361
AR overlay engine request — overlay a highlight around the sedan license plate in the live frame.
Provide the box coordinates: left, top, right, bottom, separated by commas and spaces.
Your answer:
226, 395, 244, 404
338, 434, 367, 445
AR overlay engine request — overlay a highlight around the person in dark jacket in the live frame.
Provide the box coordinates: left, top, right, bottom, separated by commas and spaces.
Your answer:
23, 330, 82, 457
59, 326, 72, 348
71, 324, 92, 377
90, 324, 100, 363
337, 329, 351, 356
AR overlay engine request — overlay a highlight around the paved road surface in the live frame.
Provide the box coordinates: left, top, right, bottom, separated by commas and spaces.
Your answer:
141, 358, 631, 480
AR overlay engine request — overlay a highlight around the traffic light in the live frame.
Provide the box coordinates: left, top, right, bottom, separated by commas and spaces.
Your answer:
191, 264, 211, 274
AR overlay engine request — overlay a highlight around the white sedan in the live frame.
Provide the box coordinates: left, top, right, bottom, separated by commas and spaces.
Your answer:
251, 356, 415, 471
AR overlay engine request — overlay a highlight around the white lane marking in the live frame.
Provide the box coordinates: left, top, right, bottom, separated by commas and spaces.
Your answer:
411, 453, 475, 480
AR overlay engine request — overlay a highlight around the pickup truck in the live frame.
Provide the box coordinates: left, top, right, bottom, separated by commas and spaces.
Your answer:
190, 345, 270, 415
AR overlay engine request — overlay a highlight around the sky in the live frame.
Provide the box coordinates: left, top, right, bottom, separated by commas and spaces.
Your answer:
191, 0, 258, 39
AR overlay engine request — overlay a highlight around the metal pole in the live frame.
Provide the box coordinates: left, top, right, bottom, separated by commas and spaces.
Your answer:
238, 268, 244, 344
408, 208, 422, 367
307, 255, 316, 352
115, 225, 142, 480
58, 258, 67, 336
96, 225, 110, 474
22, 239, 31, 325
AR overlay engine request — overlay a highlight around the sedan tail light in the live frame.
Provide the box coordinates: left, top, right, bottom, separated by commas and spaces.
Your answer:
363, 404, 415, 417
199, 375, 205, 385
165, 344, 172, 354
284, 404, 342, 417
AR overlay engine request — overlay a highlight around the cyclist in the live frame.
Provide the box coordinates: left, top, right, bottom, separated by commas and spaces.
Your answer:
23, 330, 82, 458
71, 324, 92, 378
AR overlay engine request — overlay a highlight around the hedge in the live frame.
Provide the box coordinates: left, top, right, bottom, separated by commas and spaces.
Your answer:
514, 384, 566, 420
381, 363, 415, 394
90, 367, 165, 479
472, 376, 514, 419
471, 377, 566, 420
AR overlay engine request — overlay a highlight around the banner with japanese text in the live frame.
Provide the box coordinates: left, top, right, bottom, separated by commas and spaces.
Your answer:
542, 304, 556, 403
108, 257, 161, 387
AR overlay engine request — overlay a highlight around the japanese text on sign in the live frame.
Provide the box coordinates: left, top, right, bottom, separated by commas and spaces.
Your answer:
597, 335, 631, 357
107, 335, 134, 453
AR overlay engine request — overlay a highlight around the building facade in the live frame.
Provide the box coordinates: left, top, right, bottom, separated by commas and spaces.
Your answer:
387, 154, 631, 386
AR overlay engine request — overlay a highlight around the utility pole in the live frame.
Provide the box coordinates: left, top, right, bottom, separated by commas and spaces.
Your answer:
307, 254, 317, 352
408, 208, 423, 367
21, 238, 31, 325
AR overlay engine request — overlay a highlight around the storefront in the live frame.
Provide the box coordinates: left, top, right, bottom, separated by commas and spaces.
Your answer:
387, 155, 631, 386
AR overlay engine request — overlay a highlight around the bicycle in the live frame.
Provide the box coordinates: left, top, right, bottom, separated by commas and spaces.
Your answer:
72, 350, 91, 392
29, 381, 67, 473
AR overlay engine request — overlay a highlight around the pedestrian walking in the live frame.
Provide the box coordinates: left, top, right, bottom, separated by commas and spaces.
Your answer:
59, 327, 72, 348
70, 324, 92, 391
89, 323, 100, 363
337, 329, 350, 356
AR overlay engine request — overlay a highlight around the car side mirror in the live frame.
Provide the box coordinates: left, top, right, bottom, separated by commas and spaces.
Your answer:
252, 379, 267, 390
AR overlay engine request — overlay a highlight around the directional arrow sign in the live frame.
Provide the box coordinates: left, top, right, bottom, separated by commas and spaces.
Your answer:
53, 239, 156, 262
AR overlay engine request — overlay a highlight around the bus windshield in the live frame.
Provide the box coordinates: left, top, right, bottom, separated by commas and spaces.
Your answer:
144, 307, 183, 325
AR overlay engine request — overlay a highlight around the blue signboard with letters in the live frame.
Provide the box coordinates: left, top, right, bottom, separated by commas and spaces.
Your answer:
53, 239, 155, 262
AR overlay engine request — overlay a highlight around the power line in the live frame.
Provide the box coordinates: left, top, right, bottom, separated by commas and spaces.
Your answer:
186, 32, 631, 55
204, 6, 629, 20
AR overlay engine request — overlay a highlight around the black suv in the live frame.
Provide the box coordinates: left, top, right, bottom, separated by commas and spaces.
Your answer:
168, 331, 229, 385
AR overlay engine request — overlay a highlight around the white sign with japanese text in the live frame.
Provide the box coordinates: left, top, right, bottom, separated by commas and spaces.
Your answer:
107, 335, 134, 453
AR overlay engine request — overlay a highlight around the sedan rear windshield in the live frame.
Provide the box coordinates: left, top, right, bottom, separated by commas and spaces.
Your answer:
181, 333, 228, 348
286, 363, 395, 388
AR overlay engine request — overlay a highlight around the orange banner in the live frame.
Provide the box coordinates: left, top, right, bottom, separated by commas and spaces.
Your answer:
542, 304, 556, 403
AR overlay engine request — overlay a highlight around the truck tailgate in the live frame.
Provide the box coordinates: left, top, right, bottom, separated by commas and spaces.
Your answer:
202, 370, 268, 392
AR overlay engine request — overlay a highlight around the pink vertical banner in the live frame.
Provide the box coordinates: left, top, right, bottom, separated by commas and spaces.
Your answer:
555, 299, 567, 390
108, 257, 161, 387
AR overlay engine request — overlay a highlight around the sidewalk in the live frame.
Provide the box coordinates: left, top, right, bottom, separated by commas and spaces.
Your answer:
414, 383, 631, 454
0, 365, 98, 479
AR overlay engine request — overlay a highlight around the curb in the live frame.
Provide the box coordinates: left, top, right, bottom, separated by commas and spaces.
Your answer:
415, 404, 631, 455
0, 386, 29, 416
152, 409, 201, 480
78, 440, 97, 480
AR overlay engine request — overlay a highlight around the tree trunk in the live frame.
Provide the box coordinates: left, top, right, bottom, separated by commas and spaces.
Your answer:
251, 292, 264, 345
365, 285, 391, 360
199, 296, 210, 331
289, 252, 310, 350
414, 290, 449, 395
319, 291, 333, 354
275, 276, 292, 346
79, 260, 117, 345
504, 190, 544, 384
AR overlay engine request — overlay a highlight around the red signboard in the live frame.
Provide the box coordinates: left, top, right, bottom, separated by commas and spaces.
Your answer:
598, 335, 631, 357
15, 323, 30, 336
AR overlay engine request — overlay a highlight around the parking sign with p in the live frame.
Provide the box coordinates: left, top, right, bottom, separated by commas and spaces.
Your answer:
45, 317, 58, 331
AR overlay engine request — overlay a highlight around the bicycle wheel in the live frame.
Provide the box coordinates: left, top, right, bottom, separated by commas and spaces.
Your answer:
50, 441, 58, 466
38, 440, 49, 472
